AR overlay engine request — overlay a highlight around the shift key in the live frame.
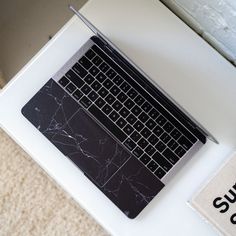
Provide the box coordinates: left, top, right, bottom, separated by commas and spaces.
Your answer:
178, 136, 193, 150
153, 151, 172, 172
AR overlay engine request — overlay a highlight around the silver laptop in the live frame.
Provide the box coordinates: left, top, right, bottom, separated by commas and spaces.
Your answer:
21, 6, 218, 218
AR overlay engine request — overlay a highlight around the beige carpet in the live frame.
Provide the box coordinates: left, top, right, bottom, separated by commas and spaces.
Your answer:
0, 128, 109, 236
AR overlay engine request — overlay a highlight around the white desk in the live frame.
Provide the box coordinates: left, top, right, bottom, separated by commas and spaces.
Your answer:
1, 0, 236, 235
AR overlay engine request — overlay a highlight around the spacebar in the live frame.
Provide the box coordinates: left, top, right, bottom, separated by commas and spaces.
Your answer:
88, 104, 127, 142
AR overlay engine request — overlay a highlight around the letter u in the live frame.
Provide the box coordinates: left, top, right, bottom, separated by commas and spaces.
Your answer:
225, 189, 236, 203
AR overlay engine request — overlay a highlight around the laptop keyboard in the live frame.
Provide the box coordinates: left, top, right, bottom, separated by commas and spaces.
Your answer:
58, 44, 197, 180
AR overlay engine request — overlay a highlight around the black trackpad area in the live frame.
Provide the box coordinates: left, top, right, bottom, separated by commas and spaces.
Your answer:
21, 79, 131, 187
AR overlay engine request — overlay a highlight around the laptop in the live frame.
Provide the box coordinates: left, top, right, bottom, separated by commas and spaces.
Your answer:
21, 6, 217, 219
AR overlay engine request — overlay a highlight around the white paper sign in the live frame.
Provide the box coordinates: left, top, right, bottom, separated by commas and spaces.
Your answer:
191, 152, 236, 236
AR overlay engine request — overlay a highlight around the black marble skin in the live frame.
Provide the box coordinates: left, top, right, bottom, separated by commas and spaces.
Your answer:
22, 79, 164, 218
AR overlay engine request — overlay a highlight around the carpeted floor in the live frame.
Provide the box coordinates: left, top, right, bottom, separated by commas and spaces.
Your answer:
0, 127, 109, 236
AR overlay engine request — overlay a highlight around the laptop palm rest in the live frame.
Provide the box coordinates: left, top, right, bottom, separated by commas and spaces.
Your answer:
22, 79, 164, 218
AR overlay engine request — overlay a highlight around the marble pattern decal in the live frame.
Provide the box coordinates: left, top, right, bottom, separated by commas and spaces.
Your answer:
101, 157, 164, 218
22, 79, 164, 218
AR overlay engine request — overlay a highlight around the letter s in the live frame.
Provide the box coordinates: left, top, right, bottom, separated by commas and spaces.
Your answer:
213, 197, 229, 213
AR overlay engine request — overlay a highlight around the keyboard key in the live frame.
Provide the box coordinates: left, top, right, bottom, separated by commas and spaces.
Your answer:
127, 88, 138, 99
84, 74, 94, 84
109, 110, 119, 122
96, 72, 106, 82
149, 108, 159, 120
88, 91, 98, 101
147, 160, 158, 172
113, 75, 124, 86
133, 120, 144, 132
72, 63, 88, 78
140, 154, 151, 165
175, 146, 186, 158
133, 147, 144, 158
66, 83, 76, 93
155, 141, 166, 152
178, 136, 193, 150
138, 138, 149, 149
116, 117, 127, 129
102, 104, 113, 115
170, 129, 181, 140
141, 127, 151, 138
81, 84, 92, 95
163, 122, 174, 133
98, 87, 109, 98
131, 105, 142, 116
134, 95, 145, 106
124, 99, 135, 109
120, 81, 131, 92
92, 55, 102, 66
124, 138, 136, 151
154, 167, 166, 179
95, 97, 105, 108
72, 90, 83, 100
153, 152, 172, 172
126, 114, 137, 125
156, 115, 167, 126
130, 131, 141, 142
112, 100, 123, 111
91, 81, 102, 91
59, 76, 69, 87
153, 126, 164, 137
146, 119, 156, 130
145, 145, 155, 156
80, 96, 92, 108
79, 56, 92, 69
160, 132, 171, 144
163, 148, 179, 165
123, 124, 134, 135
89, 66, 100, 76
110, 85, 120, 96
119, 107, 130, 118
103, 79, 114, 89
117, 92, 128, 103
138, 112, 149, 123
85, 49, 96, 59
66, 70, 84, 88
106, 68, 116, 79
99, 62, 109, 73
105, 94, 116, 104
141, 101, 152, 112
167, 139, 178, 150
148, 134, 159, 145
89, 104, 127, 142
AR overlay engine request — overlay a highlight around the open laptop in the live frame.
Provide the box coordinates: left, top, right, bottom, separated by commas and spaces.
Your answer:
21, 6, 217, 219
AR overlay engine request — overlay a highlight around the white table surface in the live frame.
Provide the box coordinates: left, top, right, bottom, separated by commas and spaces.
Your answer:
1, 0, 236, 235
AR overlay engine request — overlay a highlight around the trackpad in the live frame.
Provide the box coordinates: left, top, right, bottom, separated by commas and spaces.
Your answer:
21, 79, 131, 187
51, 107, 132, 187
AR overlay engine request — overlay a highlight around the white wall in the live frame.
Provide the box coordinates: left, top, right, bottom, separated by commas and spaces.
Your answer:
0, 0, 87, 82
162, 0, 236, 65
